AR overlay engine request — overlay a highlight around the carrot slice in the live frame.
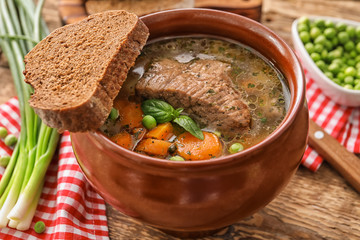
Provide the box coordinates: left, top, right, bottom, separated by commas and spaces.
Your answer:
145, 122, 174, 141
175, 132, 222, 161
113, 98, 143, 129
110, 131, 134, 150
135, 138, 172, 157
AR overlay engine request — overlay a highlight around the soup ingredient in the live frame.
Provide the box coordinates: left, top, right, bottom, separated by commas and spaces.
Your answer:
34, 220, 46, 233
141, 99, 183, 124
135, 139, 173, 157
142, 115, 157, 130
0, 127, 8, 138
110, 132, 134, 150
136, 59, 251, 134
115, 98, 144, 129
297, 17, 360, 90
146, 122, 174, 140
169, 156, 185, 161
109, 108, 119, 120
4, 134, 17, 147
0, 0, 60, 231
23, 11, 149, 132
229, 143, 244, 154
175, 132, 222, 160
0, 156, 11, 167
142, 99, 203, 140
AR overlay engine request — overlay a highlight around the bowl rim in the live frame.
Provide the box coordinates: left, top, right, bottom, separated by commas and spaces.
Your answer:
291, 15, 360, 95
85, 8, 307, 169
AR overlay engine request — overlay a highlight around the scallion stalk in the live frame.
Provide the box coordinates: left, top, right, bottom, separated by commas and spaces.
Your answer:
0, 0, 60, 230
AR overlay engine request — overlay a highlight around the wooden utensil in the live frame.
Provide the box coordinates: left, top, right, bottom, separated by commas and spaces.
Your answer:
308, 119, 360, 193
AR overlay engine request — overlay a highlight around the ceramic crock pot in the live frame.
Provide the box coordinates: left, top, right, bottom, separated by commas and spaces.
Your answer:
71, 8, 309, 236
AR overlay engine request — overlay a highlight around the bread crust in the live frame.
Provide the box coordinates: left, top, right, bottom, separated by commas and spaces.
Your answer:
24, 11, 149, 132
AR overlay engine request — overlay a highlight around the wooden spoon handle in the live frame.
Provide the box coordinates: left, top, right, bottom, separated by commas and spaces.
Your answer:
308, 119, 360, 193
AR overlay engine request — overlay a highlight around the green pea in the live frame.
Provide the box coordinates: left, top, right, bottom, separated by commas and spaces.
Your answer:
331, 37, 339, 46
337, 72, 345, 81
356, 26, 360, 38
142, 115, 157, 130
298, 16, 310, 26
344, 76, 354, 85
356, 42, 360, 53
325, 19, 335, 28
354, 79, 360, 85
229, 143, 244, 154
356, 56, 360, 62
108, 108, 119, 120
324, 28, 336, 39
4, 134, 17, 147
336, 22, 347, 32
346, 25, 356, 38
321, 49, 328, 59
305, 42, 315, 54
314, 43, 324, 53
350, 50, 357, 58
310, 52, 321, 62
333, 78, 342, 85
314, 19, 326, 29
310, 27, 322, 40
316, 60, 327, 71
344, 66, 357, 77
0, 127, 8, 138
323, 40, 333, 51
0, 156, 10, 167
328, 50, 342, 61
343, 84, 353, 89
338, 31, 350, 44
299, 31, 311, 43
347, 59, 356, 67
169, 156, 185, 161
356, 61, 360, 69
354, 83, 360, 90
34, 221, 46, 234
298, 23, 309, 32
324, 71, 334, 79
314, 35, 327, 45
344, 41, 355, 51
328, 62, 341, 74
356, 70, 360, 79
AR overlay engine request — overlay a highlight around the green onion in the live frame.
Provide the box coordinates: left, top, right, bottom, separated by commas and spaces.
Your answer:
0, 0, 59, 230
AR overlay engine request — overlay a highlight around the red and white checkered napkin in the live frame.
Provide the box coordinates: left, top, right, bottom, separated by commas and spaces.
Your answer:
0, 98, 109, 240
301, 70, 360, 171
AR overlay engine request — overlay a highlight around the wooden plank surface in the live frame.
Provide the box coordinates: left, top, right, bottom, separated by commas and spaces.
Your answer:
0, 0, 360, 239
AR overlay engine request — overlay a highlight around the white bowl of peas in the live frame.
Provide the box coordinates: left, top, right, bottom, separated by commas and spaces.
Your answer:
292, 16, 360, 106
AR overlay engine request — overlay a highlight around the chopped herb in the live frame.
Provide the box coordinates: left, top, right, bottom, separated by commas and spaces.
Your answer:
207, 89, 215, 94
229, 106, 236, 111
187, 151, 191, 155
252, 72, 259, 76
248, 83, 255, 88
261, 117, 267, 123
218, 47, 225, 52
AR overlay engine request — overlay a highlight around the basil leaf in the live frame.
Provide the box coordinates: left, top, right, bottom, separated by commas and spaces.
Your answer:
174, 108, 184, 118
173, 115, 204, 140
141, 99, 177, 123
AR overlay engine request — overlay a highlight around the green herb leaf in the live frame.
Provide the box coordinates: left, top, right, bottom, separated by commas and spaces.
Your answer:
141, 99, 177, 123
173, 115, 204, 140
175, 108, 184, 118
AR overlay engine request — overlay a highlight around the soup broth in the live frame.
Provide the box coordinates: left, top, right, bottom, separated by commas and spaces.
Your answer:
101, 37, 289, 160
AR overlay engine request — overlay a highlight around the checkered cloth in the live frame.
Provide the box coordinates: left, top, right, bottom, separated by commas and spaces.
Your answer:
302, 71, 360, 171
0, 98, 109, 239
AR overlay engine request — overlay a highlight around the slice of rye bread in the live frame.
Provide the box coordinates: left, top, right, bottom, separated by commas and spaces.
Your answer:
24, 10, 149, 132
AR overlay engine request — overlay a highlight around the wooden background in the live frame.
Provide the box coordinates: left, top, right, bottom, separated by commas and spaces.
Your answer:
1, 0, 360, 239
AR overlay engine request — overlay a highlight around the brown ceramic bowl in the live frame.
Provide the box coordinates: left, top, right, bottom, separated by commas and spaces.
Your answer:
71, 8, 309, 236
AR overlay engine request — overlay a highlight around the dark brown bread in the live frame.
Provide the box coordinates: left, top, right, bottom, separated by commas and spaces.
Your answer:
24, 10, 149, 132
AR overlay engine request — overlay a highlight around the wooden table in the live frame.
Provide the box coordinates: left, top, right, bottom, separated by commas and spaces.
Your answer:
1, 0, 360, 239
